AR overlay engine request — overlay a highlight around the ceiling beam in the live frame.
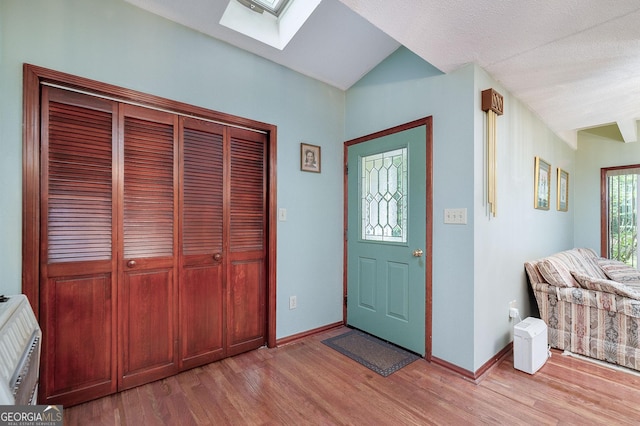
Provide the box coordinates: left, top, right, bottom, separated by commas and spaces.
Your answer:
557, 130, 578, 150
616, 119, 638, 143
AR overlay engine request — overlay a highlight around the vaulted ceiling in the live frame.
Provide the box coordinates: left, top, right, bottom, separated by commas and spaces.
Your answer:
125, 0, 640, 147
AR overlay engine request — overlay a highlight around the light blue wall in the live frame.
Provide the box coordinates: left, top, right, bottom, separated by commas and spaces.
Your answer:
346, 48, 477, 370
0, 0, 345, 339
575, 132, 640, 252
473, 67, 575, 370
346, 50, 576, 372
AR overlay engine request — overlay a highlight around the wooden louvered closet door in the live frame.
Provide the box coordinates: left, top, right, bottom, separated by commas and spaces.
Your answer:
227, 127, 267, 356
38, 84, 268, 407
40, 86, 118, 406
179, 120, 267, 364
118, 105, 179, 389
179, 118, 225, 369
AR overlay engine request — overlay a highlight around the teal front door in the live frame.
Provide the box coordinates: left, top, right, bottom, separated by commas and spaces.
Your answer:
346, 119, 431, 356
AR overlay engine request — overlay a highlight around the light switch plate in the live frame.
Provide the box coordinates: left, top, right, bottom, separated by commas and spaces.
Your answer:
444, 208, 467, 224
278, 208, 287, 221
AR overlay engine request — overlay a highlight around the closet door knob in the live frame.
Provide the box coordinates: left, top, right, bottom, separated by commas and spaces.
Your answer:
127, 260, 136, 268
213, 253, 222, 261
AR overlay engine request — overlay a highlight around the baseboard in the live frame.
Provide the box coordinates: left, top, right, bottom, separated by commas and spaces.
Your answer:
431, 342, 513, 383
275, 321, 344, 346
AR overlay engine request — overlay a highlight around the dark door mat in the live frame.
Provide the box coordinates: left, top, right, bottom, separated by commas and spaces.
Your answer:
322, 329, 420, 377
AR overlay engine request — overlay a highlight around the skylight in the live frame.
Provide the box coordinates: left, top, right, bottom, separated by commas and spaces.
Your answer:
220, 0, 321, 50
239, 0, 291, 17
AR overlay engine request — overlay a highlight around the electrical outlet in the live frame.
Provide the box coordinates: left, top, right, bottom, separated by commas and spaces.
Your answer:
509, 300, 517, 310
289, 295, 297, 310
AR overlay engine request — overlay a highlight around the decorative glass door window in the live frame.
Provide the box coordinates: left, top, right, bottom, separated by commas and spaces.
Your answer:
361, 148, 408, 243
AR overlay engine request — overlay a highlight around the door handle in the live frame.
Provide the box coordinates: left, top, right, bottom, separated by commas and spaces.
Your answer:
213, 253, 222, 261
412, 249, 424, 258
127, 260, 136, 268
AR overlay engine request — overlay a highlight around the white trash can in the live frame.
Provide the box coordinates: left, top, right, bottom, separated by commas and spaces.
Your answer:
513, 317, 548, 374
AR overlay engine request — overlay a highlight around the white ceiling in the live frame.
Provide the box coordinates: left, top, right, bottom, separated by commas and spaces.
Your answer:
125, 0, 640, 146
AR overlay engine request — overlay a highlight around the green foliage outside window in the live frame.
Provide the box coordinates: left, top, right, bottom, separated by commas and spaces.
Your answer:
608, 174, 638, 267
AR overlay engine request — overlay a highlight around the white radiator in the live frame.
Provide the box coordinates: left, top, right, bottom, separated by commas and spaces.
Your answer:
0, 295, 42, 405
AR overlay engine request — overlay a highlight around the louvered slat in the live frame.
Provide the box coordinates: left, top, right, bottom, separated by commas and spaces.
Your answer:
230, 135, 265, 251
47, 101, 113, 263
183, 127, 223, 255
123, 116, 174, 258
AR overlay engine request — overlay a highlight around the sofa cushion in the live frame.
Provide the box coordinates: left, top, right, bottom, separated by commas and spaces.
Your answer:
537, 249, 606, 288
571, 271, 640, 300
524, 261, 545, 285
574, 247, 599, 259
538, 258, 579, 287
596, 258, 640, 285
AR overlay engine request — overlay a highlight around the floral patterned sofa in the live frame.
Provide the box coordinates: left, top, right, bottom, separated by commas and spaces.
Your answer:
525, 248, 640, 371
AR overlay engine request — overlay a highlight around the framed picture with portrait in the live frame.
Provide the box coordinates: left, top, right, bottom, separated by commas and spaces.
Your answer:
300, 143, 321, 173
534, 156, 551, 210
557, 168, 569, 211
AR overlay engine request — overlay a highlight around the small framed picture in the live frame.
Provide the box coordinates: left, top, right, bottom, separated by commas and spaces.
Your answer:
300, 143, 321, 173
534, 156, 551, 210
557, 168, 569, 211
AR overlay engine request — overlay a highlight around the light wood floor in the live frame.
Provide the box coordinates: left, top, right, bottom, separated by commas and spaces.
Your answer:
64, 326, 640, 425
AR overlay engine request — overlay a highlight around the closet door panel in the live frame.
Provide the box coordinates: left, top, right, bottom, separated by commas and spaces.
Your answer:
120, 268, 174, 385
227, 256, 265, 355
119, 105, 178, 389
42, 274, 114, 406
226, 128, 267, 356
179, 118, 225, 369
39, 87, 117, 406
179, 267, 224, 367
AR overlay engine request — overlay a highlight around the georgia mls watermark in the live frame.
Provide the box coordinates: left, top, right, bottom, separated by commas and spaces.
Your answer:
0, 405, 63, 426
